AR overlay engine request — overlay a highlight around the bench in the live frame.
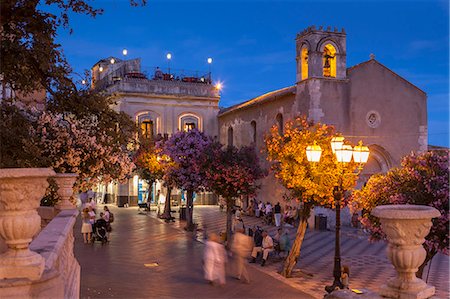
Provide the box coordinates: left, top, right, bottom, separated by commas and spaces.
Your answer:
138, 203, 150, 214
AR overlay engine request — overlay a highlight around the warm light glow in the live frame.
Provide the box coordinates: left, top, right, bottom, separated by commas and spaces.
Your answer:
166, 53, 172, 60
122, 49, 128, 56
215, 82, 223, 90
81, 79, 86, 85
335, 144, 353, 163
323, 43, 337, 78
331, 136, 345, 153
301, 46, 308, 80
99, 66, 104, 72
110, 58, 115, 64
306, 144, 322, 162
207, 57, 213, 64
353, 142, 370, 164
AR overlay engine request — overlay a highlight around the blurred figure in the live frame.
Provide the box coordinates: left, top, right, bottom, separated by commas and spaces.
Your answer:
81, 208, 92, 243
231, 228, 253, 283
274, 202, 282, 227
204, 233, 227, 286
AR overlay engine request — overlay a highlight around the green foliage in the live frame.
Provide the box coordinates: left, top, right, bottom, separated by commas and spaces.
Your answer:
40, 177, 60, 206
0, 102, 50, 167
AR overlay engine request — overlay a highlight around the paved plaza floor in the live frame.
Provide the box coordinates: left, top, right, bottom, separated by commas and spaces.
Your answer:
74, 206, 313, 299
150, 205, 448, 299
74, 205, 448, 299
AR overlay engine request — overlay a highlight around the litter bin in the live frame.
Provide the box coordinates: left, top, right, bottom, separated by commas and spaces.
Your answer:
315, 214, 327, 231
179, 206, 186, 220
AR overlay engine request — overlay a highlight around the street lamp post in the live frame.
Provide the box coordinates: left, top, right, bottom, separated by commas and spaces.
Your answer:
166, 53, 172, 75
306, 137, 369, 293
207, 57, 213, 83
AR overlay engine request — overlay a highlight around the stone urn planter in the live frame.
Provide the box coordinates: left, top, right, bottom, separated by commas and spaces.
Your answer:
0, 168, 56, 280
372, 204, 441, 299
54, 173, 78, 210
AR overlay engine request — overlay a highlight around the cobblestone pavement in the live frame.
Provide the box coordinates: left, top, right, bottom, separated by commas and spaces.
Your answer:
73, 206, 313, 299
157, 205, 449, 299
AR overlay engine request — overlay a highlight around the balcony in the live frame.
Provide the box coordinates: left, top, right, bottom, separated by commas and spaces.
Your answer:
95, 66, 220, 99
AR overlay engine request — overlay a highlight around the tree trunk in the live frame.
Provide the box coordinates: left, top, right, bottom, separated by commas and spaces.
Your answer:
160, 186, 172, 220
280, 203, 312, 278
185, 189, 195, 231
416, 248, 436, 279
226, 199, 233, 247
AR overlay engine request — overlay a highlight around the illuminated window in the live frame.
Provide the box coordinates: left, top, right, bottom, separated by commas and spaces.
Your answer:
251, 121, 257, 144
228, 126, 233, 147
276, 113, 283, 135
184, 122, 196, 132
323, 44, 337, 78
180, 114, 200, 132
140, 120, 154, 139
301, 46, 309, 80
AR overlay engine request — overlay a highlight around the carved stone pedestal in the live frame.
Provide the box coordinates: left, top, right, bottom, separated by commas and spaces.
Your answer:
372, 205, 441, 299
0, 168, 56, 281
54, 173, 78, 210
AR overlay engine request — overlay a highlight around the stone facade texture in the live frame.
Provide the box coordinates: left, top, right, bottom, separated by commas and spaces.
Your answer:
218, 26, 427, 205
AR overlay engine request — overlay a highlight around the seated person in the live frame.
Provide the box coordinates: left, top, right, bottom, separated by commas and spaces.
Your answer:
250, 230, 273, 266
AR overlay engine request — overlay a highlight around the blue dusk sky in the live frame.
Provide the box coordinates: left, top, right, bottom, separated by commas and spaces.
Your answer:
56, 0, 449, 147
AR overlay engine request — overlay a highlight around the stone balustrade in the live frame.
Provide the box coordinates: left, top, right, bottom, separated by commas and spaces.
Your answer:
107, 77, 220, 98
0, 209, 80, 298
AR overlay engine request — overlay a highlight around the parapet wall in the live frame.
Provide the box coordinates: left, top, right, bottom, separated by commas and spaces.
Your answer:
0, 209, 80, 299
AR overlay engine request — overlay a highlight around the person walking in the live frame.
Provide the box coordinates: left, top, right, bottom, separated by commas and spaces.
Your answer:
231, 228, 253, 283
274, 202, 282, 227
203, 233, 227, 286
81, 208, 92, 243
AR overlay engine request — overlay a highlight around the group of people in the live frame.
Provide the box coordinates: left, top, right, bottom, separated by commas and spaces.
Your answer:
81, 198, 113, 244
203, 207, 294, 287
246, 200, 299, 227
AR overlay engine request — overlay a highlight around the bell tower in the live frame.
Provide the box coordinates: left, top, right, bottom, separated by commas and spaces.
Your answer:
296, 26, 347, 82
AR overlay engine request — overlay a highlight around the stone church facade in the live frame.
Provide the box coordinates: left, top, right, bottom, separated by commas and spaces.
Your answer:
93, 25, 427, 209
218, 26, 427, 206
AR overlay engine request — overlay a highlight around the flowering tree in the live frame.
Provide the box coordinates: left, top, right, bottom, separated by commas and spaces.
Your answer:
265, 116, 359, 277
161, 129, 212, 231
133, 138, 164, 199
205, 144, 266, 243
33, 111, 135, 190
352, 151, 449, 278
0, 103, 135, 191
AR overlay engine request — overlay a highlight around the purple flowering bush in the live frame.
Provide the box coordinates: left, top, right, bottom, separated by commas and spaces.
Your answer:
161, 129, 213, 230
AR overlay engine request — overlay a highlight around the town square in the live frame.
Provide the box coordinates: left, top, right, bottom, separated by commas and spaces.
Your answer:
0, 0, 448, 298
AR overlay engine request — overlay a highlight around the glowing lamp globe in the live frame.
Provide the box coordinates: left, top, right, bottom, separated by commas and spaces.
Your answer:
99, 66, 104, 72
110, 58, 115, 64
335, 144, 353, 163
207, 57, 213, 64
306, 144, 322, 162
353, 144, 370, 164
331, 136, 345, 153
166, 53, 172, 60
122, 49, 128, 56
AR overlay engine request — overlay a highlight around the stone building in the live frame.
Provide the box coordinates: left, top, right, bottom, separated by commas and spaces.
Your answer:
91, 57, 220, 206
92, 25, 427, 211
218, 26, 427, 212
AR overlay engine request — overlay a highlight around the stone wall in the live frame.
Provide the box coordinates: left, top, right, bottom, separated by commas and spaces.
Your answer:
0, 210, 80, 298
